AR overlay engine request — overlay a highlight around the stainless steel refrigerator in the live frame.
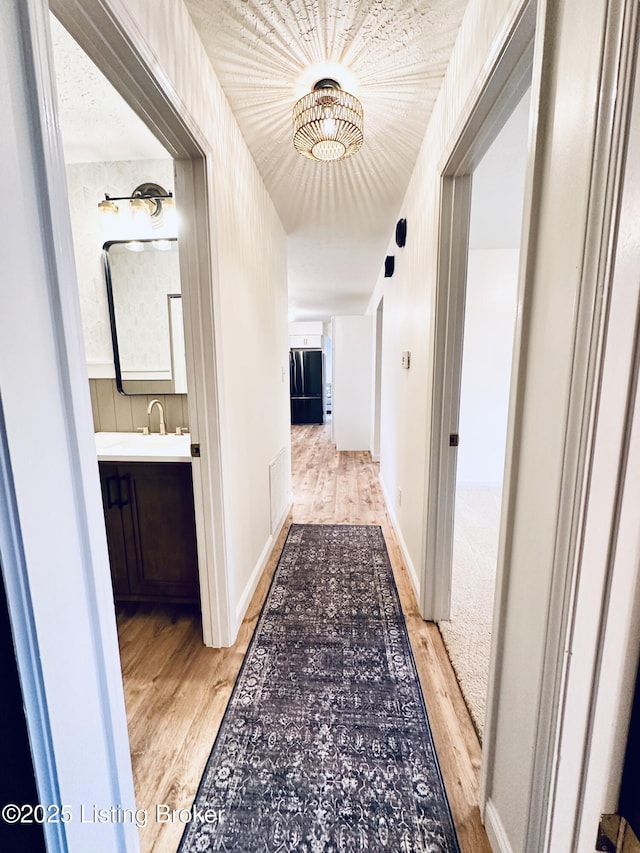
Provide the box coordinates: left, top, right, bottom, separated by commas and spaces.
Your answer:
289, 348, 323, 424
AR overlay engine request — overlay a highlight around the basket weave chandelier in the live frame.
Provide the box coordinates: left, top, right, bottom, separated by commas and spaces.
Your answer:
292, 78, 363, 162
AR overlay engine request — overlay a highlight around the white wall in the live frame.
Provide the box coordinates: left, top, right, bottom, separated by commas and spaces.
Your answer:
332, 316, 373, 451
456, 248, 519, 485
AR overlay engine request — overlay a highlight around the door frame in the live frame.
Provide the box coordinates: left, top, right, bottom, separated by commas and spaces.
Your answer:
422, 0, 640, 848
423, 1, 535, 622
49, 0, 232, 646
543, 5, 640, 845
0, 396, 61, 850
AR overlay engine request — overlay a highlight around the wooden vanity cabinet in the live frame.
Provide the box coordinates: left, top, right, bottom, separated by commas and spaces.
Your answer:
99, 461, 199, 603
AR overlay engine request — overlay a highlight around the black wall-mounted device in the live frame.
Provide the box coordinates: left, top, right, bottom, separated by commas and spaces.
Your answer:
384, 255, 395, 277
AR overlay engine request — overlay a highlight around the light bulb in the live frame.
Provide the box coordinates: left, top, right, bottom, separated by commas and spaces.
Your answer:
98, 198, 121, 240
98, 199, 119, 216
322, 117, 337, 137
130, 197, 152, 225
161, 196, 178, 237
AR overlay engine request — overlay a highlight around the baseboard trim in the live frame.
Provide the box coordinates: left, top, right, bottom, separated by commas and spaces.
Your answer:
379, 474, 421, 600
233, 501, 292, 635
484, 798, 513, 853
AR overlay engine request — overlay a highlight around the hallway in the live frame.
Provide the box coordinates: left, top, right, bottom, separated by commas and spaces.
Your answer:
118, 425, 490, 852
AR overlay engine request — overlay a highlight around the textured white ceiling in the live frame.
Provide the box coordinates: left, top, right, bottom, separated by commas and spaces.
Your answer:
183, 0, 469, 319
50, 14, 171, 164
51, 2, 471, 320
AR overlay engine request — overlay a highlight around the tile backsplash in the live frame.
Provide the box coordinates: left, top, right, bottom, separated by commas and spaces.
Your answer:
89, 379, 189, 434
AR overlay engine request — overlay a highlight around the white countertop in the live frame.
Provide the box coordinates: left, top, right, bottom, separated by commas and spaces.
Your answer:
95, 431, 192, 463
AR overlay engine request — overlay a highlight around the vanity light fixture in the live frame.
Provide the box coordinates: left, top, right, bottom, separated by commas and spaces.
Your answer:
98, 183, 174, 227
152, 239, 173, 251
292, 78, 363, 162
125, 241, 145, 252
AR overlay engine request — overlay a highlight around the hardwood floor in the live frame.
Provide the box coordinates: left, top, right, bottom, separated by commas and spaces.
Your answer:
118, 424, 491, 852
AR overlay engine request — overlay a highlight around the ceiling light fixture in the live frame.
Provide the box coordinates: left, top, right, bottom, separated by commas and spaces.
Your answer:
292, 78, 363, 162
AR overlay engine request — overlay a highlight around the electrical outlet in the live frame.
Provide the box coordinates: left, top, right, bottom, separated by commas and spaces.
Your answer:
397, 488, 402, 507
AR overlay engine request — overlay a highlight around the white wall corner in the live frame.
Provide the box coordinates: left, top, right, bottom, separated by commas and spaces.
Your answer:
379, 473, 421, 600
332, 315, 374, 451
484, 798, 514, 853
233, 502, 291, 637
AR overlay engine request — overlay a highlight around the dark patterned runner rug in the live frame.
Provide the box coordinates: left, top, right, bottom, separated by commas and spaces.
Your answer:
178, 524, 461, 852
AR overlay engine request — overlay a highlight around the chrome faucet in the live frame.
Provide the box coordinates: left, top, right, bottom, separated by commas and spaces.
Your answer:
146, 399, 167, 435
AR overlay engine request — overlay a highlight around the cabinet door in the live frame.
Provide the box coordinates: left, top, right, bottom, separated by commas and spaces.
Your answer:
120, 462, 200, 602
289, 335, 322, 348
99, 463, 131, 597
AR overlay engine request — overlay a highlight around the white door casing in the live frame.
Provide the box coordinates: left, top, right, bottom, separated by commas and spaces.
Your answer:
423, 0, 535, 623
425, 0, 640, 849
478, 0, 640, 849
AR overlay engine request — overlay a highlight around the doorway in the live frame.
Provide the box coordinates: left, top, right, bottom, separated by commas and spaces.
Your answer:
48, 1, 229, 647
438, 90, 530, 739
0, 554, 46, 853
45, 9, 226, 842
423, 20, 534, 624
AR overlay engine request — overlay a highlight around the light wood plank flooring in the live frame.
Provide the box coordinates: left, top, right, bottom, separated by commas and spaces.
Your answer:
117, 424, 491, 853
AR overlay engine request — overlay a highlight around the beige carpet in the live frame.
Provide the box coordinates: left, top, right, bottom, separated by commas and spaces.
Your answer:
438, 485, 502, 741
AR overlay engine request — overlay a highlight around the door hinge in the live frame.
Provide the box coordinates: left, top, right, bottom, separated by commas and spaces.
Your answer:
596, 814, 640, 852
190, 443, 200, 458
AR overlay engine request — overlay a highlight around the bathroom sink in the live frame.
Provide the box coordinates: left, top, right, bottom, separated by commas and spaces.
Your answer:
95, 431, 192, 462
